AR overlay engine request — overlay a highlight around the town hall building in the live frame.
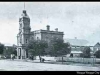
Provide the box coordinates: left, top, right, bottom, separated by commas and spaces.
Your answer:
17, 9, 64, 59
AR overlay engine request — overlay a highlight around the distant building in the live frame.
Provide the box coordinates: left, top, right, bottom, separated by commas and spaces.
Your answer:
65, 37, 89, 46
93, 42, 100, 53
65, 38, 96, 57
71, 50, 82, 57
68, 41, 100, 57
17, 10, 64, 59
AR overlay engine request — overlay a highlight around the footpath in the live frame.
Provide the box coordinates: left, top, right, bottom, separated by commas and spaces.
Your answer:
7, 59, 100, 68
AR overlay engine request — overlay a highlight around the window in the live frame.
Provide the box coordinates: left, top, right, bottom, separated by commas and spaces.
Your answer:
20, 38, 22, 44
37, 37, 39, 40
20, 23, 22, 28
26, 39, 28, 43
45, 36, 48, 41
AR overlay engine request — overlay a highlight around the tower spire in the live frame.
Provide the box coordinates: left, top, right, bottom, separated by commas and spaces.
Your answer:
24, 2, 25, 10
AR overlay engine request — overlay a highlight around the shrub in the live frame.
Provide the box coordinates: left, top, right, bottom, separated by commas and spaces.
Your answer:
82, 47, 91, 58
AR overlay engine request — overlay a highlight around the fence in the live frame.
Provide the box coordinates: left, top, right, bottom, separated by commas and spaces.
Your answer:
55, 57, 99, 64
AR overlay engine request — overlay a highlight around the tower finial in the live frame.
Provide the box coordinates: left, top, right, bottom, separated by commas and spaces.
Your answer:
24, 2, 25, 10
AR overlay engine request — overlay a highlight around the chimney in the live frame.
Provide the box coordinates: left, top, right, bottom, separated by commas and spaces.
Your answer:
55, 28, 58, 32
47, 25, 50, 31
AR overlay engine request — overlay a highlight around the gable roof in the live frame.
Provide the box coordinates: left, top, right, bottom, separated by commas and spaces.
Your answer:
64, 38, 88, 46
94, 42, 100, 47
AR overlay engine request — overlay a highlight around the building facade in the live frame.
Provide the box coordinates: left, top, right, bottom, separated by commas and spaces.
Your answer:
17, 10, 31, 59
93, 42, 100, 53
17, 10, 64, 59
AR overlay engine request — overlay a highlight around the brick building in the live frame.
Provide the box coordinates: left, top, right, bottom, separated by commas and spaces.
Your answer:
17, 10, 64, 59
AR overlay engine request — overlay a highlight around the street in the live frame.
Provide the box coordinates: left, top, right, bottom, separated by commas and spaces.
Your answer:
0, 59, 100, 71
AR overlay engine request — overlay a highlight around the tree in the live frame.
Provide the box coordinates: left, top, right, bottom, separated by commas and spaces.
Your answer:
49, 38, 71, 63
12, 50, 17, 56
28, 49, 36, 60
94, 50, 100, 58
27, 40, 48, 62
0, 43, 4, 55
3, 45, 17, 59
82, 46, 91, 58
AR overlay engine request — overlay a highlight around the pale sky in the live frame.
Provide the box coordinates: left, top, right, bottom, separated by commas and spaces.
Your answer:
0, 2, 100, 46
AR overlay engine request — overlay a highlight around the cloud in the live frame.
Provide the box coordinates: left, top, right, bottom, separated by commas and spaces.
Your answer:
0, 19, 18, 45
0, 2, 100, 45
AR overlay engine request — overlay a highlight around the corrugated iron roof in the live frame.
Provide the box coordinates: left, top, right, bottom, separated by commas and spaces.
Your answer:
94, 42, 100, 47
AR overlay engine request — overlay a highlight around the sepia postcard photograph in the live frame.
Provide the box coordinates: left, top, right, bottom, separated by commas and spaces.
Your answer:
0, 2, 100, 72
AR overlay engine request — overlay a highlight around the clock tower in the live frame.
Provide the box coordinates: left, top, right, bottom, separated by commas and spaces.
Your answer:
17, 10, 31, 59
